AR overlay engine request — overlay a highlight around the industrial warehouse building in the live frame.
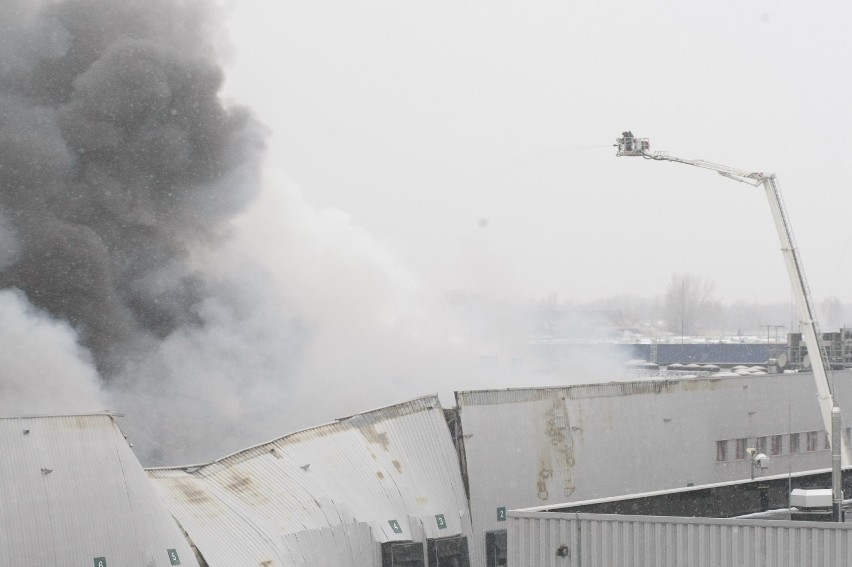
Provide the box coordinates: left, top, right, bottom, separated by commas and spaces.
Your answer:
455, 370, 852, 566
4, 371, 852, 566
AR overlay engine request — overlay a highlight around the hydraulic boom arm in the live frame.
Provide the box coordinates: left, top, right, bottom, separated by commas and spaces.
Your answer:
615, 132, 849, 468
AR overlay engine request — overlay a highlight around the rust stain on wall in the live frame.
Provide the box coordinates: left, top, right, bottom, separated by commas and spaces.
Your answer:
174, 479, 212, 505
360, 424, 390, 451
45, 415, 102, 430
537, 394, 576, 500
224, 474, 270, 505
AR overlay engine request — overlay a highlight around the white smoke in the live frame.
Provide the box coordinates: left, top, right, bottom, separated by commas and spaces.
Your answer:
0, 0, 632, 467
0, 288, 105, 414
108, 170, 475, 464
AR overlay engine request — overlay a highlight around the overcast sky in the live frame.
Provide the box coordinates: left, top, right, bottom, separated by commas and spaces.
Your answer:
6, 0, 852, 462
222, 2, 852, 306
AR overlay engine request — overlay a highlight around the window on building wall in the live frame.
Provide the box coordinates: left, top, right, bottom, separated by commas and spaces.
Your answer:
716, 440, 728, 462
806, 431, 818, 452
756, 436, 767, 454
735, 438, 747, 460
790, 433, 800, 454
771, 435, 782, 456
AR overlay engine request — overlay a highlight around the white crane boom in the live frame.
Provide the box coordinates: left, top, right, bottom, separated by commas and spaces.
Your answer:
615, 132, 849, 469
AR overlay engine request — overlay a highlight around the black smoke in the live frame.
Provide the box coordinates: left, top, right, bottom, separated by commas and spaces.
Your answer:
0, 0, 264, 376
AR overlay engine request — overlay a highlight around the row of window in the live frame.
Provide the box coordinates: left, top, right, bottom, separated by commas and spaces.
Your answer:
716, 428, 852, 462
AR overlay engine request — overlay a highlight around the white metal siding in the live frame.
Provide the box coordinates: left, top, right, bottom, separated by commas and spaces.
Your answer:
508, 511, 852, 567
148, 395, 472, 566
458, 371, 852, 567
0, 415, 198, 567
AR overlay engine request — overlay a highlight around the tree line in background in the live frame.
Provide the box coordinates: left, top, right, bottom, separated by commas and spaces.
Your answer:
531, 273, 849, 339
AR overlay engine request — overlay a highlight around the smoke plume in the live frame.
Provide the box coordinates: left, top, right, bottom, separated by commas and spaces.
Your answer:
0, 0, 471, 464
0, 288, 104, 414
0, 0, 263, 377
1, 0, 626, 466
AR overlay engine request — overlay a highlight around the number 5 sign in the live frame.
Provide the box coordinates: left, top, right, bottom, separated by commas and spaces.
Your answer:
93, 558, 106, 567
167, 548, 181, 565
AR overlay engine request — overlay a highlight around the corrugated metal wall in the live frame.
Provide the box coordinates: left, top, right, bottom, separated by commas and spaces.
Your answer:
148, 395, 472, 566
508, 511, 852, 567
0, 415, 198, 567
457, 371, 852, 567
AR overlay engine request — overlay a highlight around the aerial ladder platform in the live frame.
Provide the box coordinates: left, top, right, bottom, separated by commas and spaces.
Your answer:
616, 132, 847, 519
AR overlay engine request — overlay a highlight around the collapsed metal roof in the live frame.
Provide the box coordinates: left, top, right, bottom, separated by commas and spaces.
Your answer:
0, 414, 198, 567
147, 395, 472, 566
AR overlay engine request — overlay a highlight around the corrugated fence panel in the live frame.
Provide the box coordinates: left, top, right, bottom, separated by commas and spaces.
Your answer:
509, 511, 852, 567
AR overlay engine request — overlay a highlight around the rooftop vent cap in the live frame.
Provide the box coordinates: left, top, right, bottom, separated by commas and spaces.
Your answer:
790, 488, 832, 509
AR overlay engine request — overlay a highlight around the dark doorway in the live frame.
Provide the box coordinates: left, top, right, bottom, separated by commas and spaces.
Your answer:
381, 541, 425, 567
485, 530, 507, 567
426, 535, 470, 567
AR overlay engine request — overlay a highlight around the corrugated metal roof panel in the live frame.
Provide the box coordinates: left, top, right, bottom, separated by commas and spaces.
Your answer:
149, 394, 472, 566
147, 468, 289, 564
0, 414, 198, 566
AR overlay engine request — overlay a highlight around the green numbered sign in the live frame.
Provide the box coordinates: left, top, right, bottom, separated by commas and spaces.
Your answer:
388, 519, 403, 533
497, 507, 506, 522
94, 558, 107, 567
167, 549, 181, 565
435, 514, 447, 529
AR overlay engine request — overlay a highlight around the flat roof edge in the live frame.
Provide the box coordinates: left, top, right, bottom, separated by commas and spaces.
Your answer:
515, 466, 850, 513
0, 410, 124, 420
507, 510, 852, 529
147, 393, 443, 471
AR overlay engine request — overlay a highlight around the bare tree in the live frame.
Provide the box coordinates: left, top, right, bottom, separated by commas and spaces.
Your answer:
662, 273, 719, 336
